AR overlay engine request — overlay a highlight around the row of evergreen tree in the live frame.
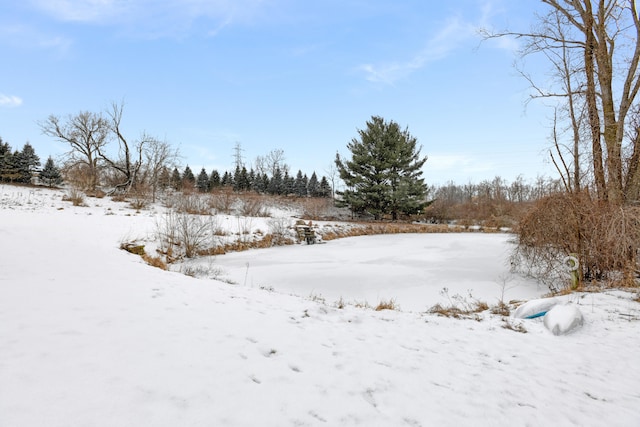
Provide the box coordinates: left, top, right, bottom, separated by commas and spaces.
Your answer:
1, 136, 333, 197
0, 138, 62, 186
167, 165, 333, 197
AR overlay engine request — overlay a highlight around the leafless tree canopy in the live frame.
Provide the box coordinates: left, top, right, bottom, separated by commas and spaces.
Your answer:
39, 111, 109, 191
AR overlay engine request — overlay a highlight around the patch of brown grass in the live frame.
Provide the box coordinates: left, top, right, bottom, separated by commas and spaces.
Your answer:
375, 298, 398, 311
120, 242, 146, 256
142, 254, 167, 270
121, 242, 167, 270
319, 221, 464, 241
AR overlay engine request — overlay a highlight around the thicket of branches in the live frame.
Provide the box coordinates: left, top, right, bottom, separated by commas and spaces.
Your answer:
513, 192, 640, 290
425, 176, 562, 227
486, 0, 640, 290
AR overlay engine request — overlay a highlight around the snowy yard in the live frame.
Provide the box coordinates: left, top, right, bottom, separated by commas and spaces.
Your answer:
1, 185, 639, 426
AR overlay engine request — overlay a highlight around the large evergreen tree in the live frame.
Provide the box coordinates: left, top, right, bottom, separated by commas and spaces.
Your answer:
319, 176, 331, 198
196, 167, 210, 192
16, 142, 40, 183
293, 170, 306, 197
40, 156, 62, 187
335, 116, 428, 220
308, 172, 319, 197
209, 169, 221, 190
170, 167, 182, 190
0, 139, 13, 182
182, 165, 195, 188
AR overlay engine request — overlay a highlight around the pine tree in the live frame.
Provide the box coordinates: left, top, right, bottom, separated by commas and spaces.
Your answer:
40, 156, 62, 187
158, 166, 171, 190
16, 142, 41, 184
209, 169, 221, 189
0, 139, 12, 182
170, 167, 182, 190
308, 172, 319, 197
182, 165, 195, 188
294, 170, 306, 197
268, 166, 283, 195
282, 170, 294, 195
221, 171, 233, 188
319, 176, 332, 198
335, 116, 428, 220
196, 167, 210, 192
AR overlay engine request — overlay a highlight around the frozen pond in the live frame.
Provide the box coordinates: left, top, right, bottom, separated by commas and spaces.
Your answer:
211, 233, 546, 312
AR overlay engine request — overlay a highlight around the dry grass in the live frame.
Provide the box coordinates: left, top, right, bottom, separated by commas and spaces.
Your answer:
428, 289, 488, 319
490, 301, 511, 316
319, 221, 463, 241
120, 242, 167, 270
375, 298, 398, 311
142, 254, 167, 270
62, 188, 86, 206
120, 242, 146, 256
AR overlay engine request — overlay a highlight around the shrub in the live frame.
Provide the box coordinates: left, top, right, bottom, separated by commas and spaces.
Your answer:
156, 211, 215, 259
512, 191, 640, 291
62, 187, 86, 206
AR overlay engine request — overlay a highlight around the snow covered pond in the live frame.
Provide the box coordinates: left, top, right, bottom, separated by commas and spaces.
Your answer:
210, 233, 545, 311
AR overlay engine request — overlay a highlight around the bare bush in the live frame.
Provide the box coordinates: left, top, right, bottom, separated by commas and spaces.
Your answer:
513, 192, 640, 291
128, 184, 151, 210
268, 216, 292, 246
234, 193, 269, 217
165, 192, 211, 215
299, 197, 334, 220
62, 187, 86, 206
208, 189, 236, 214
156, 211, 216, 259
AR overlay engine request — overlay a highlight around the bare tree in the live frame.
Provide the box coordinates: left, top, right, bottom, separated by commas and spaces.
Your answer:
97, 101, 148, 194
254, 148, 288, 178
324, 161, 339, 199
484, 0, 640, 288
39, 111, 109, 191
143, 137, 180, 202
484, 0, 640, 204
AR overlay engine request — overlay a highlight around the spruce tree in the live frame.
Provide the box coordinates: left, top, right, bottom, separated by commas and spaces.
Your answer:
196, 167, 210, 192
319, 176, 331, 198
221, 171, 233, 188
0, 139, 12, 182
268, 166, 283, 195
335, 116, 428, 220
182, 165, 195, 188
170, 167, 182, 190
209, 169, 221, 189
294, 170, 306, 197
40, 156, 62, 187
158, 167, 171, 190
308, 172, 319, 197
17, 142, 40, 183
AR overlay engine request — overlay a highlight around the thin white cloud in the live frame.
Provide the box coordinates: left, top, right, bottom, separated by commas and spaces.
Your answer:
0, 23, 72, 53
0, 94, 24, 108
359, 1, 515, 84
29, 0, 125, 23
29, 0, 269, 38
359, 15, 476, 84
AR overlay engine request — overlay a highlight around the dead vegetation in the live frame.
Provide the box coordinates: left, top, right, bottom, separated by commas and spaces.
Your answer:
512, 191, 640, 292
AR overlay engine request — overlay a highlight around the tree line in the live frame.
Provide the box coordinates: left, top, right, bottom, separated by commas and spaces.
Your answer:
0, 138, 62, 186
166, 164, 333, 197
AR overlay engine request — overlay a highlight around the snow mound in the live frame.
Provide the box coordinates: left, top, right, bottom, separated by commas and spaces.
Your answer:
513, 297, 560, 319
543, 303, 584, 335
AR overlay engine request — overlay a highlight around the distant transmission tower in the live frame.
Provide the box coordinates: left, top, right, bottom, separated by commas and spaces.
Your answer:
233, 141, 245, 169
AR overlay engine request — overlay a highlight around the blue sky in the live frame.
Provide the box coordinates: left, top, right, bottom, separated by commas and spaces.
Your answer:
0, 0, 556, 185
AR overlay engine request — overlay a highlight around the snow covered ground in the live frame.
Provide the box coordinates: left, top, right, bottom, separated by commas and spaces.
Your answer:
1, 185, 640, 426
